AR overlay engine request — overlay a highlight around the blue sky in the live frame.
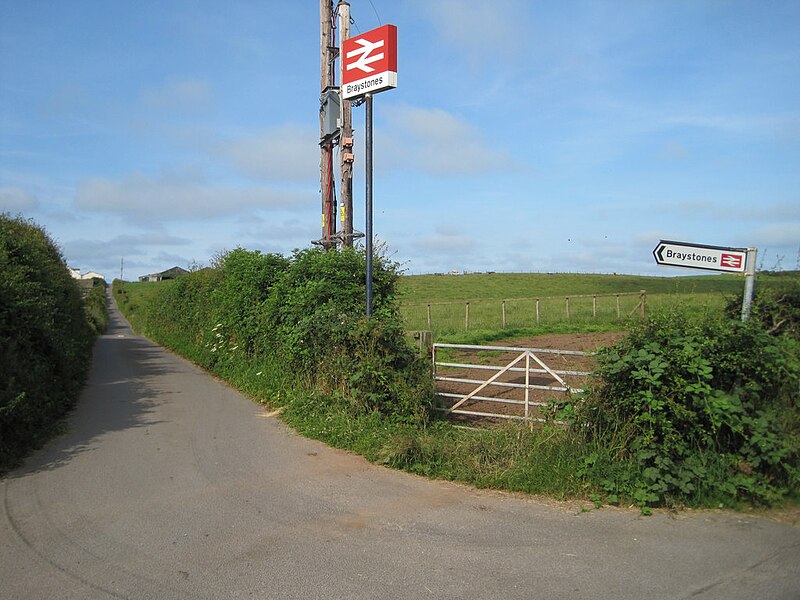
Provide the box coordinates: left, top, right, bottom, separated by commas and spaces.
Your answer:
1, 0, 799, 280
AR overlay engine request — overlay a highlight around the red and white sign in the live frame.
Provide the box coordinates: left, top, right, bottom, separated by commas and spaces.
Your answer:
720, 253, 743, 270
342, 24, 397, 100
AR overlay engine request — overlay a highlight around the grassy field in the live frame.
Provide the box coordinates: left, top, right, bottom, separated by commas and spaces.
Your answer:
398, 271, 799, 337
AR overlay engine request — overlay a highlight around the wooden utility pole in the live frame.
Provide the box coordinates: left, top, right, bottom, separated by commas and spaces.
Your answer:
319, 0, 336, 248
337, 1, 354, 247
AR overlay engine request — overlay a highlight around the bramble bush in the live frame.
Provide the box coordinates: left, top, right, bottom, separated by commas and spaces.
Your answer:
556, 308, 800, 510
726, 278, 800, 339
1, 214, 101, 470
120, 247, 433, 424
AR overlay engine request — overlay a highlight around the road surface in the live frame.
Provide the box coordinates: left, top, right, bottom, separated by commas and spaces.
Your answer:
2, 295, 798, 599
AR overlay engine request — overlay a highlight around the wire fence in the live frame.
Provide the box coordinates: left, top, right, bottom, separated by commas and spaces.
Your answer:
402, 291, 646, 334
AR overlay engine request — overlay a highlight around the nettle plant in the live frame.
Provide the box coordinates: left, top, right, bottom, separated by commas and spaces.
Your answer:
568, 308, 799, 510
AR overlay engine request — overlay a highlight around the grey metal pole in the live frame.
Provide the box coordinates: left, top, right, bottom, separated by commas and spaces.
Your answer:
365, 93, 373, 317
741, 247, 757, 322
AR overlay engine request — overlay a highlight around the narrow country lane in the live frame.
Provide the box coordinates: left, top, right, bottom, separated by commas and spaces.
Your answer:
2, 293, 798, 600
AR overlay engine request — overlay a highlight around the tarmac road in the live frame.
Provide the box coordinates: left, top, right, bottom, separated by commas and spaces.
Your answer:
2, 295, 798, 600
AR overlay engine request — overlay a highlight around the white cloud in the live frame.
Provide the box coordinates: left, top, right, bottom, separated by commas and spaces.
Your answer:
75, 171, 313, 221
379, 105, 517, 175
141, 79, 213, 113
64, 232, 191, 262
217, 124, 319, 183
418, 0, 526, 60
752, 222, 800, 248
0, 186, 38, 212
414, 225, 475, 253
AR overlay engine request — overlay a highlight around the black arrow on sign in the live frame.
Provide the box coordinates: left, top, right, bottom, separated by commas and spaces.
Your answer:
653, 243, 666, 264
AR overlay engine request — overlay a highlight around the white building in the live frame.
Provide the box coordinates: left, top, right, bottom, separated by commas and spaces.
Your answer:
68, 267, 106, 281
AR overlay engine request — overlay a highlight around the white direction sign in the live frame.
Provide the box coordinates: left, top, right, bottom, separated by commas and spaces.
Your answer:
653, 240, 748, 273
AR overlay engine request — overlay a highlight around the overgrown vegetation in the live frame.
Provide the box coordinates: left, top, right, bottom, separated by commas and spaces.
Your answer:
117, 259, 799, 513
550, 305, 800, 512
0, 214, 105, 471
115, 247, 434, 425
726, 279, 800, 338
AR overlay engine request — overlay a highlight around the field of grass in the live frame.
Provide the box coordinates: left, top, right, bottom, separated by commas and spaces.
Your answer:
397, 271, 749, 302
398, 271, 799, 337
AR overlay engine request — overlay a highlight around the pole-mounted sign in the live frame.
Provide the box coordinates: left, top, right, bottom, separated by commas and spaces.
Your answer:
341, 23, 397, 316
341, 24, 397, 100
652, 240, 748, 273
653, 239, 757, 321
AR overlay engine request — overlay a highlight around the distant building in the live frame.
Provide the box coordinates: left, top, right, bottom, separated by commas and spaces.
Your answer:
138, 266, 189, 282
68, 266, 106, 281
81, 271, 105, 280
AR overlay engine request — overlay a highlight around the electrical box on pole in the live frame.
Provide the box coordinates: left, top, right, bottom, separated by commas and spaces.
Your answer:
321, 87, 341, 140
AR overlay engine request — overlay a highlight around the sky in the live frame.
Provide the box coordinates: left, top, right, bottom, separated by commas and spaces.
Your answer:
1, 0, 799, 280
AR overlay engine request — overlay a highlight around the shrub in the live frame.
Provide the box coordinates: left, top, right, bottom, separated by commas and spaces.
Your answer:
726, 279, 800, 339
211, 249, 289, 356
0, 214, 97, 469
117, 246, 433, 424
84, 281, 109, 336
566, 308, 799, 509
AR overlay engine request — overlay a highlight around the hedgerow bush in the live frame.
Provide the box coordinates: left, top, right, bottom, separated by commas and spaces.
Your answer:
726, 278, 800, 339
123, 247, 433, 424
559, 308, 800, 510
0, 214, 99, 469
84, 281, 109, 336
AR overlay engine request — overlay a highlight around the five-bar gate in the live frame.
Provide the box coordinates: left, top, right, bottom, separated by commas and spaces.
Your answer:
432, 343, 594, 422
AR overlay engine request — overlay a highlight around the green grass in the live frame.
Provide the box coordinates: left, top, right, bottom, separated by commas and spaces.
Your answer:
399, 271, 800, 337
112, 279, 173, 333
397, 271, 752, 303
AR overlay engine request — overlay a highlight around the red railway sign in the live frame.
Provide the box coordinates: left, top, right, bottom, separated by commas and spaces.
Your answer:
341, 24, 397, 100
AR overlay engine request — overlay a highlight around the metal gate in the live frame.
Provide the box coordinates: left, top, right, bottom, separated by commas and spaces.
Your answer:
432, 343, 594, 422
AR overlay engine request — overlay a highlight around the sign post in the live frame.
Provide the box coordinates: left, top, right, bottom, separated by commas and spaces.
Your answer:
740, 247, 758, 321
653, 240, 757, 321
342, 24, 397, 316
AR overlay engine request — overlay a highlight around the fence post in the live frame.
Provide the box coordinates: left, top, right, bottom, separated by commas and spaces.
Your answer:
535, 297, 540, 325
502, 300, 507, 328
639, 290, 646, 318
592, 295, 597, 318
616, 294, 621, 320
465, 302, 470, 330
565, 296, 570, 321
427, 303, 432, 329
